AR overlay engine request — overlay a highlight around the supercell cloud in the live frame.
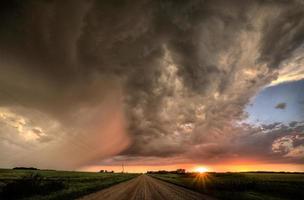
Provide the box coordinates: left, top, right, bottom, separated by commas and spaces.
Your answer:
0, 0, 303, 169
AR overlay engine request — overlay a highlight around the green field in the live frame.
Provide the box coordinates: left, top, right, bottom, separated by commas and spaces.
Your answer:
150, 172, 304, 200
0, 169, 138, 200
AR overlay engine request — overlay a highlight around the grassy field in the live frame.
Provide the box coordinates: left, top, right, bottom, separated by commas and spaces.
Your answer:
0, 169, 138, 200
150, 172, 304, 200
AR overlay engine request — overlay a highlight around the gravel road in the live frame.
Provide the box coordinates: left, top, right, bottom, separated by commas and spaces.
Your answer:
79, 174, 215, 200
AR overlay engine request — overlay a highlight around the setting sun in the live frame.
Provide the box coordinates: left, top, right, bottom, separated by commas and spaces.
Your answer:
195, 166, 208, 173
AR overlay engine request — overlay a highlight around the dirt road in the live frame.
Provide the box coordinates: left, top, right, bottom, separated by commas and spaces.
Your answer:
79, 174, 215, 200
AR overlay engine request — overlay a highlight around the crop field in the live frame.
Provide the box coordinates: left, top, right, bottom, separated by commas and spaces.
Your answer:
0, 169, 138, 200
150, 172, 304, 200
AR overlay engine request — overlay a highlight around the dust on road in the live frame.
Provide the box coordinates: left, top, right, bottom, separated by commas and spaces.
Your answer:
79, 174, 215, 200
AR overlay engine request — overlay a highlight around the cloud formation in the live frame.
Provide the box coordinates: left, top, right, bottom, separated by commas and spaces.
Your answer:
0, 0, 303, 169
275, 102, 287, 110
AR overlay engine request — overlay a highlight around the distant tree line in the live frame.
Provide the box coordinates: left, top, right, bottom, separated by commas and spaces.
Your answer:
13, 167, 38, 170
99, 170, 114, 173
244, 171, 304, 174
147, 169, 186, 174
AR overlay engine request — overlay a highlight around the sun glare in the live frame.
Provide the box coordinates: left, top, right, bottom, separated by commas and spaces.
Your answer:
195, 166, 208, 173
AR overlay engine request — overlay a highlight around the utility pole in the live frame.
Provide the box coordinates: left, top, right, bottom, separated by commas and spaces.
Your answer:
122, 163, 124, 173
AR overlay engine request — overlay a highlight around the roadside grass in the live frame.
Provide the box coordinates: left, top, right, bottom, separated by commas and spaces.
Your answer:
0, 169, 138, 200
150, 172, 304, 200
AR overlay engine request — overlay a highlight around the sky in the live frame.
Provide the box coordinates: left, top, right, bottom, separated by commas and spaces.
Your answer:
0, 0, 303, 172
246, 80, 304, 125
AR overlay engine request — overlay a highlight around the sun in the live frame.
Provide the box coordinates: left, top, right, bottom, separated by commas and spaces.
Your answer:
195, 166, 208, 173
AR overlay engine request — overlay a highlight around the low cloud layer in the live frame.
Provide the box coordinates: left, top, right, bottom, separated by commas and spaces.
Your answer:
0, 0, 303, 169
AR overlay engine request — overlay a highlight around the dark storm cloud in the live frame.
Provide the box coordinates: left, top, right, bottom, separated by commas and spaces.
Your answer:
259, 2, 304, 69
0, 0, 304, 169
275, 102, 287, 109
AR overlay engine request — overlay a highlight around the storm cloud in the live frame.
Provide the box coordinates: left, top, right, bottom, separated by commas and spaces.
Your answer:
0, 0, 304, 169
275, 102, 287, 109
